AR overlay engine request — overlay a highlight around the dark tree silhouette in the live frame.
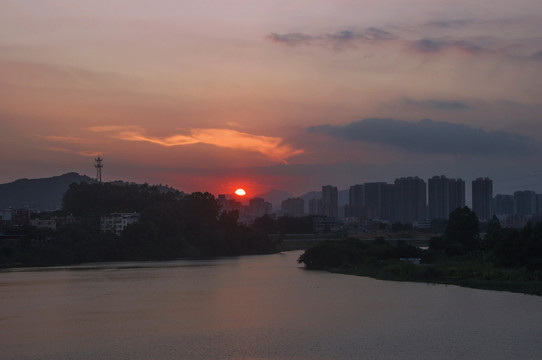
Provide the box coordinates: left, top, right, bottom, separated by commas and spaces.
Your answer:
444, 206, 480, 251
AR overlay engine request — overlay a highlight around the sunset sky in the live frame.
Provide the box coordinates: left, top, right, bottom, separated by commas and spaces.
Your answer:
1, 0, 541, 197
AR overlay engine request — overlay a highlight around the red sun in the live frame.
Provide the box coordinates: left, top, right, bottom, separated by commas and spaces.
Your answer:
234, 188, 246, 196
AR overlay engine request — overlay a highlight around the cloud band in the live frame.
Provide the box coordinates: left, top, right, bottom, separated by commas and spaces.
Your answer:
308, 118, 538, 156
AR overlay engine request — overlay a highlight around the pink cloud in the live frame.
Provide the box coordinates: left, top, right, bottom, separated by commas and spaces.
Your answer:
88, 126, 304, 163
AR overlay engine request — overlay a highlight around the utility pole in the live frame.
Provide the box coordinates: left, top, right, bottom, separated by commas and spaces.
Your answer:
95, 157, 103, 183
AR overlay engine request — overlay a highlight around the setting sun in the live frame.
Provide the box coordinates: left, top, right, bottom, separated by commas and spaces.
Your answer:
234, 188, 246, 196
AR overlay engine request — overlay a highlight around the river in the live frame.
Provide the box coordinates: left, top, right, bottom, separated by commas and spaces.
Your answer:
1, 250, 541, 359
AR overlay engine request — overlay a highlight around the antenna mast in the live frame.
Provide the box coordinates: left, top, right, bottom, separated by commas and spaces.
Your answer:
94, 157, 103, 183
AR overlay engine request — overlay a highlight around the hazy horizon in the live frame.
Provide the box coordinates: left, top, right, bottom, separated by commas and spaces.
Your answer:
1, 171, 536, 211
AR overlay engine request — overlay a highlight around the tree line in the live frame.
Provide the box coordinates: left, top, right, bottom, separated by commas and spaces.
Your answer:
1, 182, 278, 267
298, 207, 542, 295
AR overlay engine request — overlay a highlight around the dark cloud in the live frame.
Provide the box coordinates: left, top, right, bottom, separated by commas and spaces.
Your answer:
268, 16, 540, 60
529, 50, 542, 61
405, 98, 473, 111
268, 29, 491, 55
266, 28, 394, 49
266, 33, 316, 46
411, 38, 486, 54
308, 118, 538, 156
424, 19, 474, 28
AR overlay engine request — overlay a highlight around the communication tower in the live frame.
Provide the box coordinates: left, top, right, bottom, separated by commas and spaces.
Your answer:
94, 157, 103, 183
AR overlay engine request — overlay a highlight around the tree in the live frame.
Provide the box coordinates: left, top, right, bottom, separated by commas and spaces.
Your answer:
252, 214, 277, 234
494, 221, 542, 267
483, 215, 502, 250
444, 206, 481, 251
429, 206, 481, 255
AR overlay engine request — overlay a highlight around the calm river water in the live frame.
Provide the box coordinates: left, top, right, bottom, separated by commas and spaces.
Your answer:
1, 251, 541, 359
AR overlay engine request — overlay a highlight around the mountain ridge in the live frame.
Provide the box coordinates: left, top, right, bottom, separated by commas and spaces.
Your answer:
0, 172, 96, 210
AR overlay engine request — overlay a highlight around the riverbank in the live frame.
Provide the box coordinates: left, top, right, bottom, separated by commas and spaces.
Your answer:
331, 260, 542, 296
297, 239, 542, 296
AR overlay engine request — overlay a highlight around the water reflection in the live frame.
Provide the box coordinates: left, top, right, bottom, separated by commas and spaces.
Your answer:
1, 251, 541, 359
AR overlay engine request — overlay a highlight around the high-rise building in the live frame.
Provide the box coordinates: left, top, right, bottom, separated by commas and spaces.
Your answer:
248, 197, 271, 218
472, 177, 493, 221
281, 197, 305, 217
308, 198, 323, 215
449, 178, 466, 212
217, 194, 242, 213
428, 176, 465, 220
394, 177, 427, 223
514, 190, 537, 216
493, 194, 515, 216
364, 182, 387, 220
382, 184, 396, 221
322, 185, 338, 219
428, 176, 450, 220
348, 184, 364, 218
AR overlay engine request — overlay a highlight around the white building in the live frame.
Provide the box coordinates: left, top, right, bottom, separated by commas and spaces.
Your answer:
100, 212, 140, 236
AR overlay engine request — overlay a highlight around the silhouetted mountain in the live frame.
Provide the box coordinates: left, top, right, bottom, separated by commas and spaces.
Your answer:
0, 172, 96, 211
255, 189, 293, 210
299, 191, 320, 201
0, 173, 184, 211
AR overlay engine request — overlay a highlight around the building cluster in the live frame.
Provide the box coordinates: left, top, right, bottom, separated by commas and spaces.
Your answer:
338, 176, 541, 228
493, 190, 542, 228
100, 212, 140, 236
2, 175, 541, 237
30, 216, 75, 230
1, 209, 77, 231
217, 194, 273, 224
221, 175, 542, 230
0, 208, 32, 226
0, 207, 140, 238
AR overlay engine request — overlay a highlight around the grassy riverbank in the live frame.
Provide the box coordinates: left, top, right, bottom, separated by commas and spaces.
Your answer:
337, 259, 542, 296
297, 239, 542, 296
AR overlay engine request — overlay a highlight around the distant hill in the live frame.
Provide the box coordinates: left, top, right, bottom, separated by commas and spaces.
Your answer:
0, 172, 96, 211
0, 173, 184, 211
299, 190, 320, 212
255, 189, 293, 210
0, 171, 350, 214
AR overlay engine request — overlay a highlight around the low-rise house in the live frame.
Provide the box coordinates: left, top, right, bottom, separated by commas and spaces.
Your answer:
0, 209, 31, 226
30, 216, 75, 230
100, 212, 140, 236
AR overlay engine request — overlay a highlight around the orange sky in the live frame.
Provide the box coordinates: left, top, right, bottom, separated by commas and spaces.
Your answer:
1, 0, 542, 196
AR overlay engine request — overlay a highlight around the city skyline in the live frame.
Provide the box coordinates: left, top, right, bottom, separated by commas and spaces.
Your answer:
1, 1, 542, 196
1, 168, 541, 206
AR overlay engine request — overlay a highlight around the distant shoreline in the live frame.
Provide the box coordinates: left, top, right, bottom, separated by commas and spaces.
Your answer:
297, 239, 542, 297
328, 267, 542, 297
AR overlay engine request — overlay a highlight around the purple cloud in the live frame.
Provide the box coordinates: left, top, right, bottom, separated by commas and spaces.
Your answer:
308, 118, 538, 156
405, 98, 473, 111
411, 38, 486, 54
266, 28, 395, 49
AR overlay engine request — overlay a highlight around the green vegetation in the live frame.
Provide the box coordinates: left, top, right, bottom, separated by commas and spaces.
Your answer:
298, 207, 542, 296
1, 182, 278, 268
